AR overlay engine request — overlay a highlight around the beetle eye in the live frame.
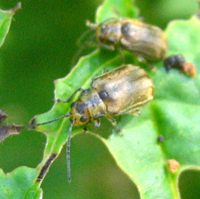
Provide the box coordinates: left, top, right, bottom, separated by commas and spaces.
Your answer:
80, 116, 88, 122
121, 25, 129, 33
99, 91, 108, 101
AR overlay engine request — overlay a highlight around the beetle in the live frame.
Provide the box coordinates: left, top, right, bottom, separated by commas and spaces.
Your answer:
164, 55, 197, 77
30, 64, 154, 182
86, 18, 168, 62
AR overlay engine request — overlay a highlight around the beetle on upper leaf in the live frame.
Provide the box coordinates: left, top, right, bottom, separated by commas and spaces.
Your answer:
85, 18, 197, 77
86, 18, 168, 62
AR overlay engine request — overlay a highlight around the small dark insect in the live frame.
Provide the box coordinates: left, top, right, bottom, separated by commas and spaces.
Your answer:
30, 64, 154, 182
86, 18, 168, 62
164, 55, 197, 77
164, 55, 185, 72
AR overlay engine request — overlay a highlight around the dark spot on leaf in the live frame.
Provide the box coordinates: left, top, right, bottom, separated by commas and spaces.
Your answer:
158, 135, 165, 143
29, 118, 37, 129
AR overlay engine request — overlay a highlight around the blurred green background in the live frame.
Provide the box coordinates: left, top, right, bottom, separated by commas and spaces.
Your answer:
0, 0, 199, 198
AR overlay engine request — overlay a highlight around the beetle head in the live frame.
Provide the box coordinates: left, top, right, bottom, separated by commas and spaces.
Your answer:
70, 101, 91, 126
86, 19, 121, 44
96, 21, 121, 44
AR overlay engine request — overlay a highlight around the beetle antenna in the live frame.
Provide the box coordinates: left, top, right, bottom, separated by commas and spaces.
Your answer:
86, 20, 97, 30
71, 20, 97, 66
66, 119, 75, 183
76, 28, 93, 46
28, 113, 71, 129
71, 34, 96, 66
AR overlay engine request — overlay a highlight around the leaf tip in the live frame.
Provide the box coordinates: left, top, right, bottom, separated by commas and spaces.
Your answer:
8, 2, 22, 15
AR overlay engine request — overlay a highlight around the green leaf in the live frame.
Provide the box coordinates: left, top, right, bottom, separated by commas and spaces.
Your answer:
32, 0, 200, 198
25, 184, 43, 199
0, 2, 21, 48
32, 0, 139, 178
0, 167, 40, 199
96, 0, 138, 23
102, 16, 200, 199
0, 3, 43, 199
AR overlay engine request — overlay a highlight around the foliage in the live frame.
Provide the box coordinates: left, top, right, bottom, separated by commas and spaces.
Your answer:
0, 2, 21, 47
0, 0, 200, 198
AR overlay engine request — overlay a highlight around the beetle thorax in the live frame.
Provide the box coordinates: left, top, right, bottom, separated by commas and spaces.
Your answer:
80, 88, 107, 119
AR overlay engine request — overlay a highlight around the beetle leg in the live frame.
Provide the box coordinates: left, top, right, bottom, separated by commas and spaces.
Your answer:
86, 41, 99, 48
148, 64, 157, 72
113, 122, 121, 133
118, 48, 125, 64
106, 113, 121, 133
98, 43, 115, 51
94, 119, 101, 128
83, 126, 88, 134
137, 55, 156, 72
87, 41, 115, 51
128, 108, 141, 116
